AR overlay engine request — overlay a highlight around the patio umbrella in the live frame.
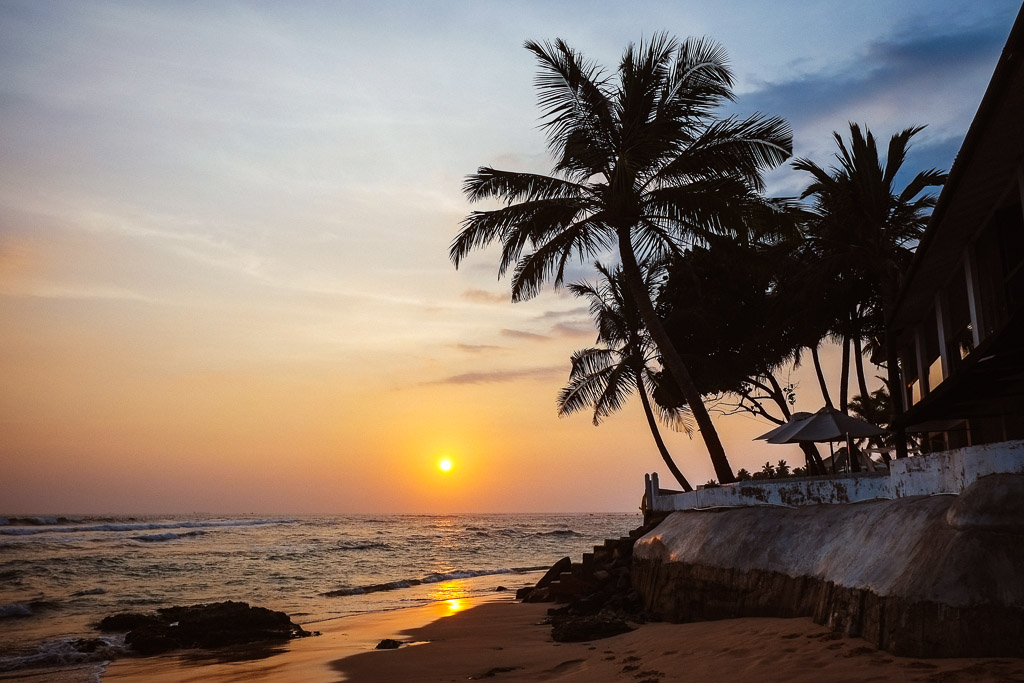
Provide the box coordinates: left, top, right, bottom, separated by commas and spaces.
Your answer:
765, 406, 886, 444
763, 406, 887, 474
754, 412, 813, 442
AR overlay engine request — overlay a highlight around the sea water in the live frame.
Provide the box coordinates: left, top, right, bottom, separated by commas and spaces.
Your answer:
0, 512, 639, 674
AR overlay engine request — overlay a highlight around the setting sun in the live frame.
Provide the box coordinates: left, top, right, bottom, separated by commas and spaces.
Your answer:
439, 459, 452, 472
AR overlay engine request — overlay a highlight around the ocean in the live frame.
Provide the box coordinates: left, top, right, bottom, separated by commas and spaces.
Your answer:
0, 512, 640, 675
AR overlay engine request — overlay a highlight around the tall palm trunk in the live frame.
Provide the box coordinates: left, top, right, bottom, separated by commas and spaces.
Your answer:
618, 234, 736, 484
635, 368, 693, 492
882, 280, 908, 458
765, 373, 824, 475
853, 334, 870, 402
810, 345, 834, 410
839, 334, 851, 413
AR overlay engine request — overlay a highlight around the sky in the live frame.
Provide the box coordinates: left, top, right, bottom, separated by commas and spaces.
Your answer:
1, 0, 1020, 514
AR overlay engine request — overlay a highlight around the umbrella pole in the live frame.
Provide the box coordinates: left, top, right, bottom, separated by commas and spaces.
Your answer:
847, 432, 860, 473
829, 441, 836, 476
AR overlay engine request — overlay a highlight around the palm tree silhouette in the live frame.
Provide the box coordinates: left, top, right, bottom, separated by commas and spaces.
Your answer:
793, 123, 946, 457
451, 34, 792, 483
557, 263, 694, 491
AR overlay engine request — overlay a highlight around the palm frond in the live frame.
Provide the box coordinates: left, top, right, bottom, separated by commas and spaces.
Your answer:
463, 167, 585, 203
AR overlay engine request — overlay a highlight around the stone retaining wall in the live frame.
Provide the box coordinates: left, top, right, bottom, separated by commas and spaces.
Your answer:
632, 473, 1024, 657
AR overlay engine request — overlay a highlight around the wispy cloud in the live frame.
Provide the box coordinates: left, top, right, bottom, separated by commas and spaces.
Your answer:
462, 288, 509, 304
500, 328, 549, 341
551, 321, 594, 338
455, 343, 503, 353
427, 365, 564, 385
534, 306, 589, 321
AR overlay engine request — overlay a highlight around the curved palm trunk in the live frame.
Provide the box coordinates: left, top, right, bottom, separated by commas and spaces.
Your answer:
618, 234, 736, 484
853, 334, 870, 403
765, 373, 824, 475
839, 334, 851, 413
810, 345, 834, 410
635, 369, 693, 492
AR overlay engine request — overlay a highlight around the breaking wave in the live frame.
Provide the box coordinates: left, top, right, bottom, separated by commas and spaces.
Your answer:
131, 530, 205, 543
0, 518, 290, 536
0, 635, 125, 673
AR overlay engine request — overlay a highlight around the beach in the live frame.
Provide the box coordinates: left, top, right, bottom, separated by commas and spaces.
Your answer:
94, 596, 1024, 682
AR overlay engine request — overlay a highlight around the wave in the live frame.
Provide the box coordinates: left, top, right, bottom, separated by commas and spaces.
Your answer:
0, 518, 290, 537
71, 588, 107, 597
131, 530, 205, 543
322, 566, 549, 597
333, 540, 391, 551
0, 635, 125, 673
0, 516, 79, 527
537, 529, 580, 536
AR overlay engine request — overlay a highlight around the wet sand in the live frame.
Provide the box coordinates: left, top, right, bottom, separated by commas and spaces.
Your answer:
93, 595, 1024, 682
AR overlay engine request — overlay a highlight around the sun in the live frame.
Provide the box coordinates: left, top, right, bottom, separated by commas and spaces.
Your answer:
439, 458, 453, 472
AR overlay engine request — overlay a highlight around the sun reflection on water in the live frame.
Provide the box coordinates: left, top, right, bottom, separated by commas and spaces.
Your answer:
427, 581, 468, 617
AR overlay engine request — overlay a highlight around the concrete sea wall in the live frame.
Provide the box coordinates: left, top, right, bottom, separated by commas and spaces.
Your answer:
632, 473, 1024, 657
646, 439, 1024, 511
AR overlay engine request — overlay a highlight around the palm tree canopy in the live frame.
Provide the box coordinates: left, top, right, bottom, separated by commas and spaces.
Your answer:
558, 262, 690, 433
792, 123, 947, 297
451, 33, 793, 301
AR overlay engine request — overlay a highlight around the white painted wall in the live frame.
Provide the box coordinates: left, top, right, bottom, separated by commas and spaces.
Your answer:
648, 439, 1024, 511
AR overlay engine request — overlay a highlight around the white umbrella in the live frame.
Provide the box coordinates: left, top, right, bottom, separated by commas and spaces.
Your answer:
765, 406, 886, 444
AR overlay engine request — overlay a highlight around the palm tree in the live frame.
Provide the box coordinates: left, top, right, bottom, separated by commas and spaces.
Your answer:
557, 263, 693, 491
451, 34, 792, 483
793, 123, 946, 457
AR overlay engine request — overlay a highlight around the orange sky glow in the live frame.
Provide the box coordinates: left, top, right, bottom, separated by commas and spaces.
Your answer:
1, 1, 1017, 513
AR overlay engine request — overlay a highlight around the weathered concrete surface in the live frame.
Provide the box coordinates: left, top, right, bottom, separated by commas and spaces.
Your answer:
891, 439, 1024, 497
648, 439, 1024, 513
650, 472, 891, 511
633, 474, 1024, 657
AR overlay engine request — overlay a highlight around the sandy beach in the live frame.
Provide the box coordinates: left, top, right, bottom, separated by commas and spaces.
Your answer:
89, 596, 1024, 682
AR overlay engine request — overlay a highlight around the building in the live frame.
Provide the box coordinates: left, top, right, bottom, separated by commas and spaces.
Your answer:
888, 6, 1024, 450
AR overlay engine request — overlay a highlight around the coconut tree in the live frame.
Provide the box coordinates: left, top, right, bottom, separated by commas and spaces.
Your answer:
558, 262, 694, 491
451, 34, 792, 483
793, 123, 946, 457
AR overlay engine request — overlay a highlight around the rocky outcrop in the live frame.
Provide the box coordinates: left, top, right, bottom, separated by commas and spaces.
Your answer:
632, 474, 1024, 658
519, 523, 665, 641
97, 601, 312, 655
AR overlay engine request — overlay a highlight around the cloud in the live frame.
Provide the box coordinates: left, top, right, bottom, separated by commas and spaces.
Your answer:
461, 288, 509, 304
735, 19, 1011, 195
500, 328, 549, 341
534, 306, 589, 320
454, 343, 503, 353
551, 321, 594, 338
428, 365, 564, 385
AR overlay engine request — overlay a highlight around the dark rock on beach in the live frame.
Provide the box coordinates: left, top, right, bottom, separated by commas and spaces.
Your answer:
98, 600, 311, 655
550, 611, 633, 642
376, 638, 402, 649
521, 519, 665, 641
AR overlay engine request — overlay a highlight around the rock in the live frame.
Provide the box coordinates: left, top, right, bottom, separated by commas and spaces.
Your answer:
99, 601, 311, 655
515, 586, 534, 600
548, 573, 596, 601
535, 557, 572, 589
376, 638, 402, 649
522, 586, 551, 603
97, 613, 161, 632
551, 613, 632, 642
494, 585, 508, 592
592, 570, 611, 583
